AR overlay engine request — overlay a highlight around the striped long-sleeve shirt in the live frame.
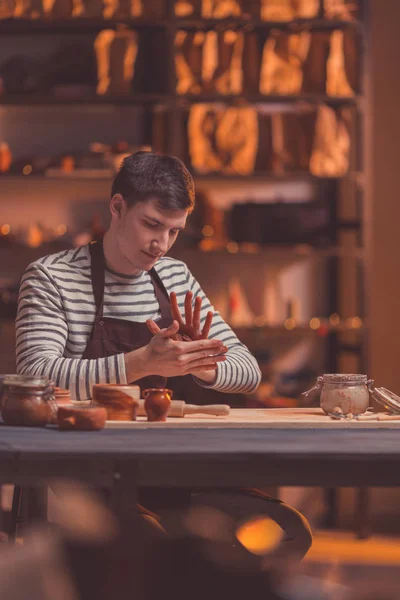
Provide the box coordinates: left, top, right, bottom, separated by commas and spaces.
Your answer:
16, 244, 261, 400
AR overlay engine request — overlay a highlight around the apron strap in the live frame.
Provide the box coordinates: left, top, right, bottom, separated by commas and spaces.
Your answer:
149, 267, 173, 320
89, 239, 173, 322
89, 240, 106, 319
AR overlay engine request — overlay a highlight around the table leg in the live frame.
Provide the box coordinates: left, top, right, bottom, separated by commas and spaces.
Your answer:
110, 460, 139, 526
324, 488, 339, 529
24, 486, 49, 529
354, 487, 370, 540
8, 486, 22, 543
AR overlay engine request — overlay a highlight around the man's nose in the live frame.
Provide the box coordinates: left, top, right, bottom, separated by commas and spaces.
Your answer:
153, 231, 169, 252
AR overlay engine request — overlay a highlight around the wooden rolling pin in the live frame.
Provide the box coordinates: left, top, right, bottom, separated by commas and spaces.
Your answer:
357, 412, 400, 421
377, 413, 400, 421
137, 399, 230, 418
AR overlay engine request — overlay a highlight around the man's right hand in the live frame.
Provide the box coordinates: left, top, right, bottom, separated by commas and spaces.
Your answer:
141, 319, 227, 377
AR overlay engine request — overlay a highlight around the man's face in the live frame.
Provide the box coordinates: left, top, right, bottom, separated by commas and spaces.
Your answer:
114, 197, 188, 274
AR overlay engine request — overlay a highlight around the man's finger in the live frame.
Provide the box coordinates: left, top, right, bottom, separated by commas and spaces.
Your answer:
146, 319, 161, 335
178, 339, 226, 354
184, 291, 193, 326
193, 295, 202, 332
201, 311, 213, 339
156, 319, 180, 339
189, 364, 218, 373
170, 292, 184, 326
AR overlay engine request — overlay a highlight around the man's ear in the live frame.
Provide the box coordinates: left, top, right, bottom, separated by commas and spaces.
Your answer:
110, 194, 125, 218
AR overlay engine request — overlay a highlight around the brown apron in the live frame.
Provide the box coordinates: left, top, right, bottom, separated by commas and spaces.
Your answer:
82, 239, 174, 393
82, 239, 191, 510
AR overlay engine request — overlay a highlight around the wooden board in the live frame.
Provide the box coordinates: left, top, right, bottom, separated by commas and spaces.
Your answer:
105, 407, 400, 429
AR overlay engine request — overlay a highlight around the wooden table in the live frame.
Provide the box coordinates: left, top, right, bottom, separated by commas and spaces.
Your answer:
1, 408, 400, 525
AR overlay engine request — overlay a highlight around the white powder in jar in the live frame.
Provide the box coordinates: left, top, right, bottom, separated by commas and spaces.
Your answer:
321, 384, 369, 416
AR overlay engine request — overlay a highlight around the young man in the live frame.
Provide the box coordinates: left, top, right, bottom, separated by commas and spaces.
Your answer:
16, 151, 312, 561
16, 151, 261, 401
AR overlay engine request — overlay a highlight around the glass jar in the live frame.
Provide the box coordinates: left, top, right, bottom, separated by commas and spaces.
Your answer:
1, 375, 55, 427
303, 373, 371, 416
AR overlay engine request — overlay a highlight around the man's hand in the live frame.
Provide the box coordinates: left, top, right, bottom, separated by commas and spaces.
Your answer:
141, 319, 227, 378
169, 291, 213, 341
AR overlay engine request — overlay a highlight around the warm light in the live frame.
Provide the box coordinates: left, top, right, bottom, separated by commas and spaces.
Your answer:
253, 316, 266, 327
351, 317, 363, 329
329, 313, 341, 326
201, 225, 214, 237
1, 224, 10, 235
284, 318, 296, 330
310, 317, 321, 330
56, 224, 67, 236
236, 517, 283, 555
22, 164, 32, 175
27, 225, 43, 248
240, 243, 259, 254
226, 242, 239, 253
295, 244, 312, 256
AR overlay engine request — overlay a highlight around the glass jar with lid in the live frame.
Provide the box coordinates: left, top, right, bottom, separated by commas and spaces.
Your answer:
303, 374, 371, 416
303, 373, 400, 417
1, 375, 55, 426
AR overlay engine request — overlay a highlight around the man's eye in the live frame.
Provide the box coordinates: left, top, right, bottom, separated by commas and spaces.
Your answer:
146, 221, 158, 228
170, 230, 179, 236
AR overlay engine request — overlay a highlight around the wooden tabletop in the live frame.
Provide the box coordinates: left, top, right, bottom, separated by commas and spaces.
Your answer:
106, 407, 400, 429
0, 408, 400, 489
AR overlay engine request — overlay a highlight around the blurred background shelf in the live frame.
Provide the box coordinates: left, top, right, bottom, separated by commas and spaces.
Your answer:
0, 93, 172, 105
0, 93, 359, 106
176, 17, 361, 30
0, 0, 366, 396
177, 93, 359, 105
0, 17, 363, 34
0, 17, 169, 33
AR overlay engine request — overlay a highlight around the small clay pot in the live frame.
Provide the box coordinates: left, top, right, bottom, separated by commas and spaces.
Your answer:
92, 384, 140, 421
45, 387, 73, 424
54, 387, 72, 405
57, 405, 107, 431
143, 388, 173, 422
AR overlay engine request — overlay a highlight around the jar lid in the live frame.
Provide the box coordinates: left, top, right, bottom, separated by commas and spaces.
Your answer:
370, 386, 400, 414
322, 373, 368, 384
2, 374, 51, 388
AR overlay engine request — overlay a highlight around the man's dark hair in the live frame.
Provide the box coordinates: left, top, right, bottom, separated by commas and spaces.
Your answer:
111, 151, 195, 213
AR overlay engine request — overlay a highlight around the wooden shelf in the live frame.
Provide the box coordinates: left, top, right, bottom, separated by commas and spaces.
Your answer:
233, 323, 365, 335
0, 93, 170, 106
0, 17, 362, 35
192, 172, 341, 181
178, 93, 359, 106
0, 17, 168, 34
0, 93, 358, 107
0, 172, 342, 182
176, 17, 361, 31
172, 245, 364, 260
0, 242, 363, 264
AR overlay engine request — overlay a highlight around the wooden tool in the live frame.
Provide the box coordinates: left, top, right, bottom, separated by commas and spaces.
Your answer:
357, 412, 400, 421
137, 399, 230, 418
377, 413, 400, 421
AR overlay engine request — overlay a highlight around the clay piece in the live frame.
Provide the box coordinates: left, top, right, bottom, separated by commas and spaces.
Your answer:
57, 406, 107, 431
92, 384, 140, 421
143, 388, 173, 422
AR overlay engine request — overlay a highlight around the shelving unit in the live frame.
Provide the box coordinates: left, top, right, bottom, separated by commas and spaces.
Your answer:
0, 16, 361, 34
0, 0, 366, 378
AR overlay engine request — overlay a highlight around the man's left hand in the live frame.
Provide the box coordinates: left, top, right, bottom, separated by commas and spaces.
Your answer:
169, 291, 213, 341
146, 291, 220, 383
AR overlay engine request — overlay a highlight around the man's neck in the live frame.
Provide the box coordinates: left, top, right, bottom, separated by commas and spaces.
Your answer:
102, 230, 142, 277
